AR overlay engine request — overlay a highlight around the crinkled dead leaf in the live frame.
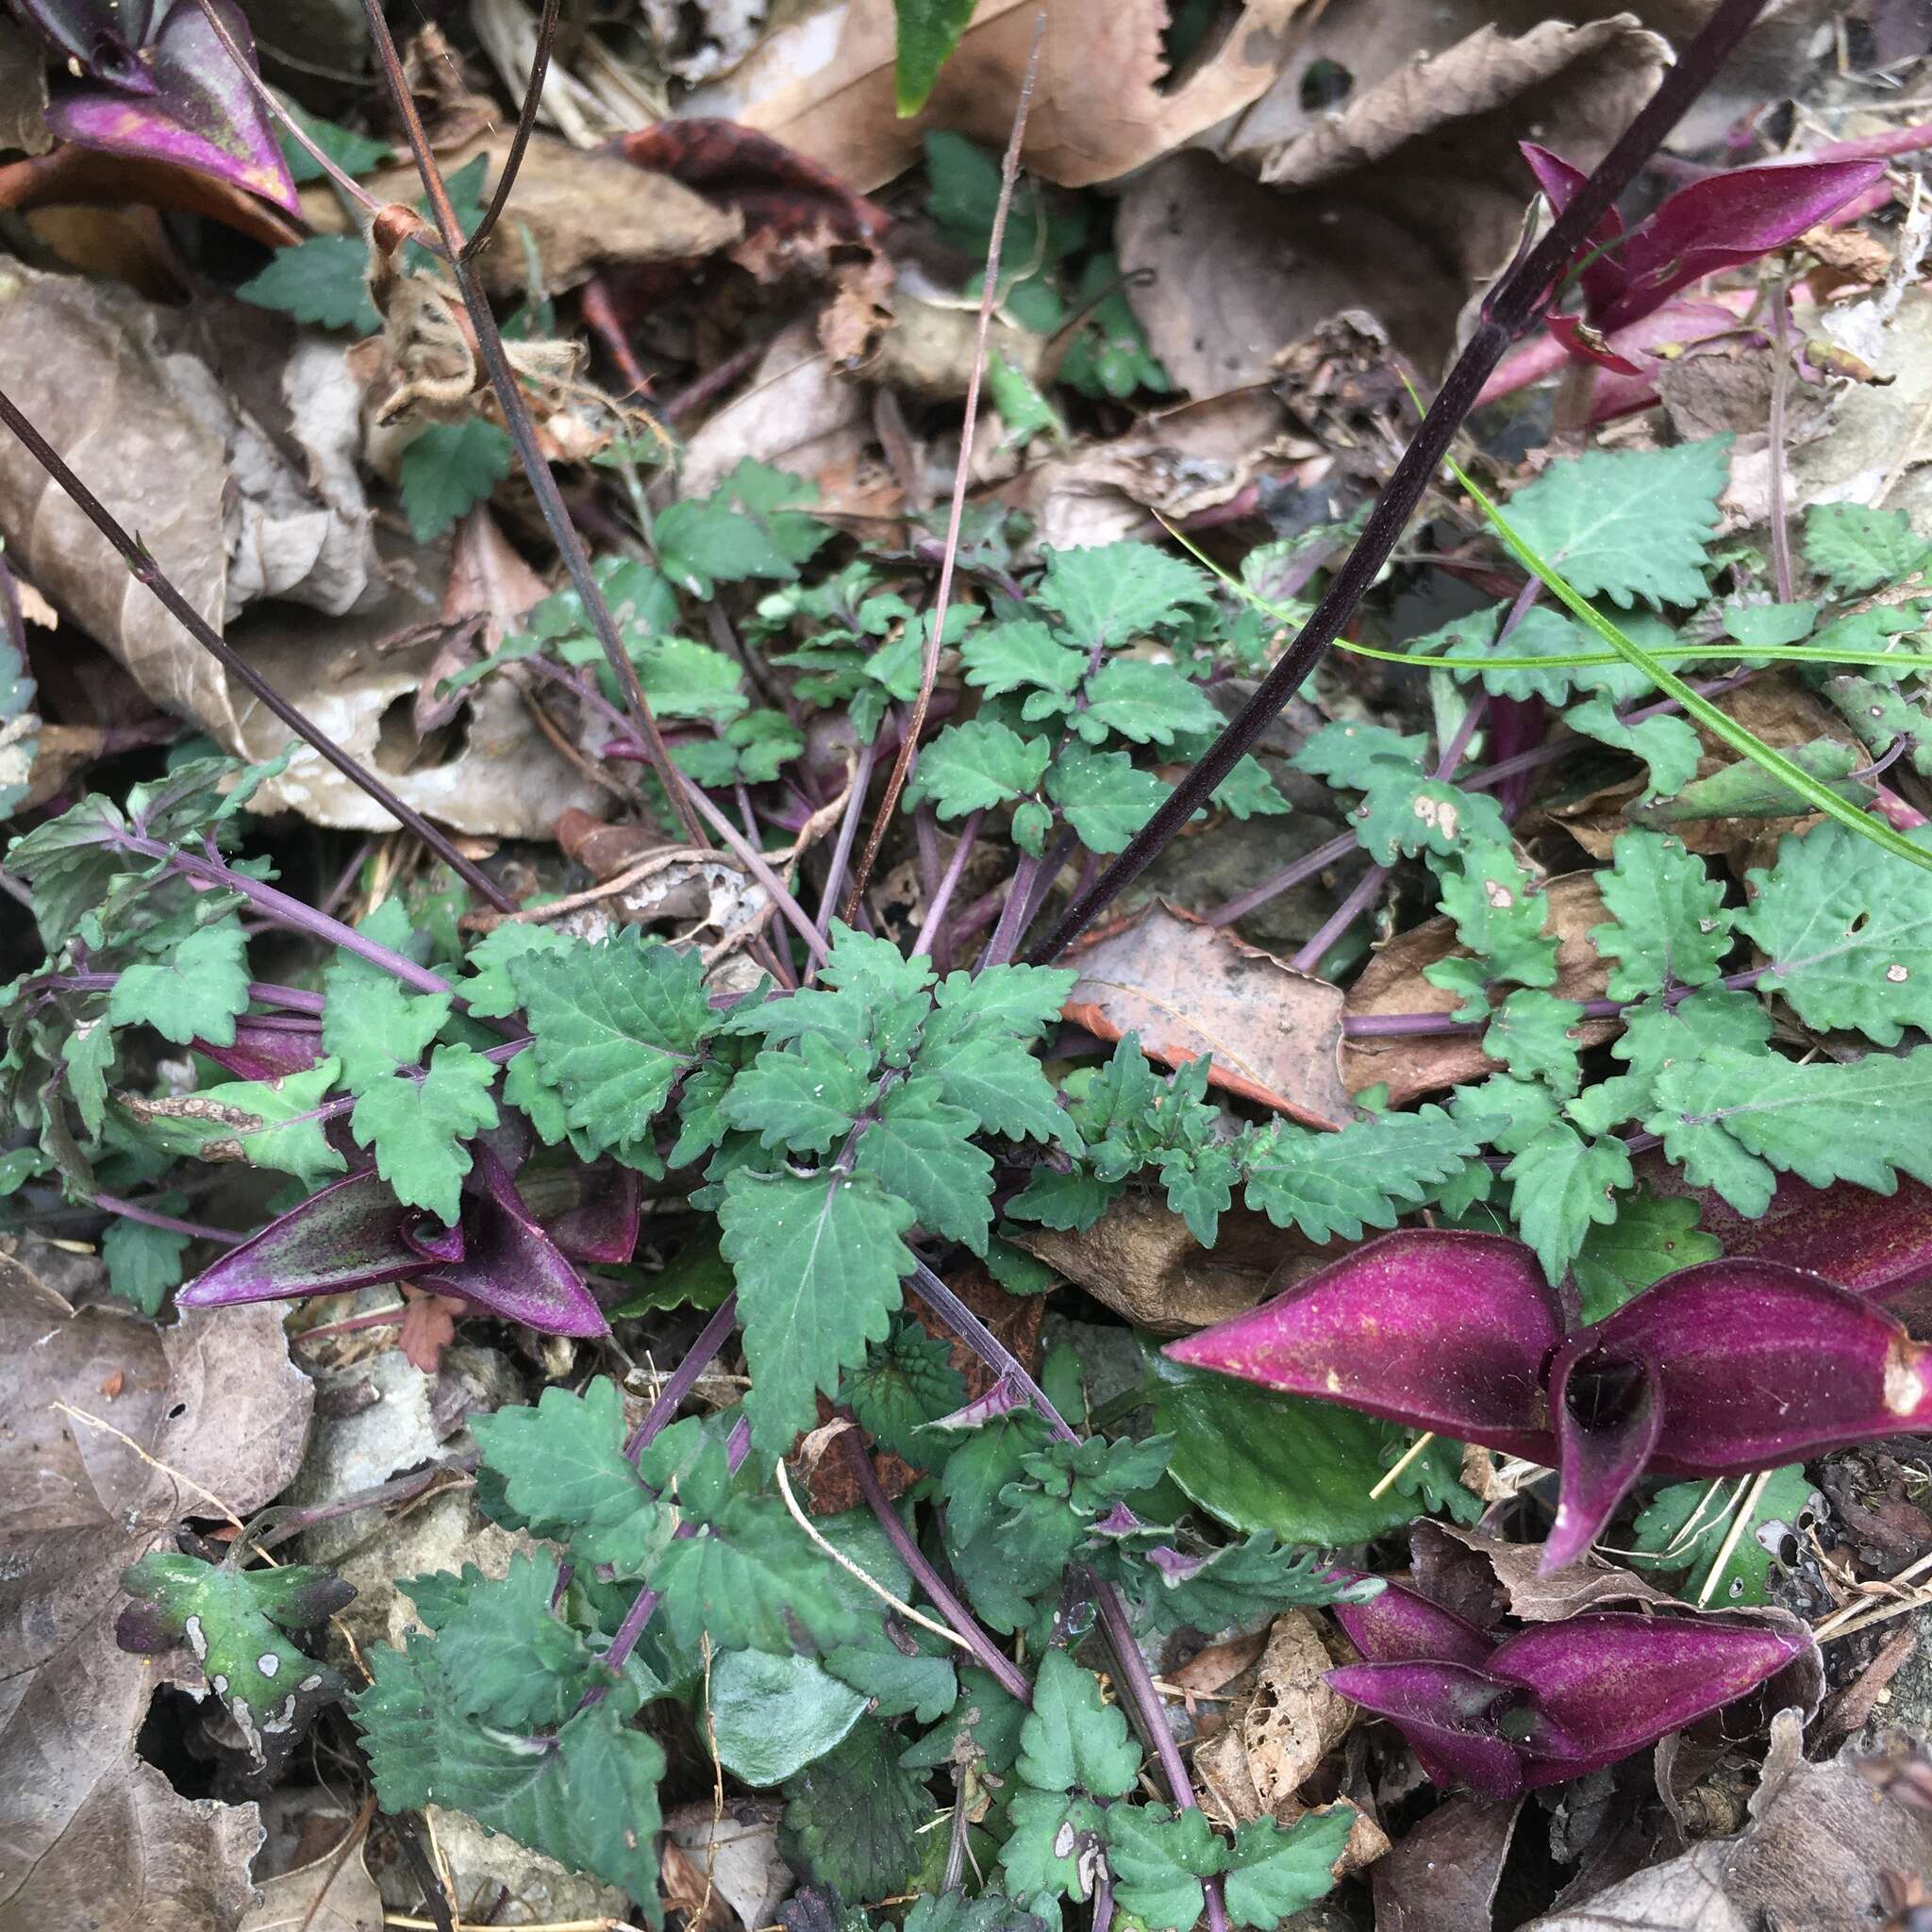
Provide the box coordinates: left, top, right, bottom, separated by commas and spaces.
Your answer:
704, 0, 1305, 192
665, 1799, 792, 1931
0, 1244, 311, 1925
1194, 1611, 1354, 1826
300, 133, 741, 297
1370, 1793, 1521, 1932
1066, 900, 1352, 1128
1342, 872, 1614, 1103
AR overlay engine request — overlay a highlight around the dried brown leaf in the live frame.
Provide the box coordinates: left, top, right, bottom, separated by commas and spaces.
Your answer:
242, 1839, 383, 1932
1371, 1794, 1522, 1932
1066, 900, 1352, 1128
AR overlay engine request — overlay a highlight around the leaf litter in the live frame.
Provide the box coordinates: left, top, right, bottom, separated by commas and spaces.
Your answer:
4, 2, 1932, 1928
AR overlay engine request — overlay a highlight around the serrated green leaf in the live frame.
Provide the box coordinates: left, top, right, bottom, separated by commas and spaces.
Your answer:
1291, 720, 1429, 787
1723, 599, 1818, 647
1131, 1533, 1364, 1637
102, 1209, 191, 1316
238, 234, 378, 334
720, 1167, 917, 1458
1648, 1042, 1932, 1218
116, 1058, 348, 1186
460, 924, 575, 1020
1077, 659, 1225, 747
999, 1790, 1108, 1907
1803, 502, 1932, 595
960, 618, 1086, 702
1016, 1649, 1141, 1797
905, 722, 1051, 819
1004, 1165, 1122, 1231
841, 1322, 966, 1465
1628, 1465, 1818, 1607
910, 1024, 1075, 1149
783, 1719, 928, 1901
1210, 756, 1292, 819
324, 911, 450, 1093
276, 96, 391, 182
1563, 695, 1703, 803
1573, 1187, 1722, 1324
724, 1033, 874, 1155
1425, 842, 1557, 1017
1105, 1804, 1225, 1932
1633, 737, 1870, 825
1351, 773, 1511, 866
1241, 1105, 1485, 1243
1503, 1122, 1632, 1284
1045, 741, 1171, 855
399, 420, 513, 542
1483, 990, 1586, 1098
1037, 542, 1211, 649
1505, 439, 1728, 608
61, 1016, 114, 1139
1592, 830, 1733, 1000
854, 1076, 994, 1252
347, 1043, 498, 1224
1736, 822, 1932, 1045
1222, 1809, 1351, 1930
509, 931, 711, 1164
652, 1492, 863, 1654
108, 921, 249, 1046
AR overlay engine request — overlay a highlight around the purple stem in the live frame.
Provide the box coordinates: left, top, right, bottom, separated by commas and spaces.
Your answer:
838, 1426, 1033, 1705
982, 828, 1078, 971
911, 810, 984, 963
1343, 961, 1769, 1037
623, 1292, 739, 1463
94, 1191, 240, 1245
40, 972, 325, 1016
1767, 277, 1796, 606
812, 735, 881, 956
1290, 863, 1385, 975
1205, 831, 1355, 929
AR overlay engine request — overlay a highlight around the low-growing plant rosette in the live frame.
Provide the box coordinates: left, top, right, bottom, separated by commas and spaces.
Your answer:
1166, 1229, 1932, 1572
1322, 1565, 1815, 1799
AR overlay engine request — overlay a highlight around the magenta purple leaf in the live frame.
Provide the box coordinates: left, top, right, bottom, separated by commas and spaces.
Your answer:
193, 1014, 325, 1082
1168, 1230, 1932, 1571
25, 0, 298, 214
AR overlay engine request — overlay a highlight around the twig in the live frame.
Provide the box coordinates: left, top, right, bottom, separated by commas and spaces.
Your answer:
357, 0, 706, 849
464, 0, 560, 261
0, 388, 513, 911
1369, 1432, 1436, 1500
841, 3, 1050, 919
54, 1401, 246, 1531
678, 780, 829, 967
1024, 0, 1776, 965
837, 1425, 1033, 1703
1696, 1467, 1773, 1606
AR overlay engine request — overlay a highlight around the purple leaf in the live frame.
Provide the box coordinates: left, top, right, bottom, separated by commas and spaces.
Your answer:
515, 1158, 642, 1267
43, 0, 298, 215
1164, 1230, 1561, 1457
1717, 1174, 1932, 1310
11, 0, 158, 90
415, 1143, 608, 1338
1487, 1611, 1808, 1785
1572, 1259, 1932, 1474
175, 1169, 451, 1307
1331, 1575, 1495, 1674
1521, 142, 1625, 320
1544, 1349, 1661, 1572
192, 1015, 324, 1082
1324, 1659, 1529, 1798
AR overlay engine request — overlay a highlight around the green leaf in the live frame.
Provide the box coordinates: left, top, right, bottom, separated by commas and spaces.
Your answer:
460, 924, 575, 1019
1292, 720, 1428, 788
1505, 439, 1729, 608
960, 619, 1086, 703
123, 1551, 346, 1773
1131, 1533, 1366, 1637
1648, 1042, 1932, 1218
1628, 1465, 1819, 1607
61, 1016, 115, 1140
1565, 989, 1769, 1137
1000, 1790, 1108, 1907
1222, 1809, 1352, 1930
238, 235, 378, 334
358, 1645, 664, 1912
115, 1059, 347, 1187
1425, 841, 1558, 1016
912, 979, 1078, 1148
1147, 1352, 1436, 1545
323, 909, 449, 1092
1803, 502, 1932, 595
928, 960, 1077, 1042
1037, 542, 1212, 649
1045, 741, 1170, 854
1241, 1104, 1486, 1243
1592, 830, 1732, 1000
1105, 1804, 1226, 1932
1633, 737, 1870, 825
1735, 822, 1932, 1045
1723, 599, 1818, 647
1503, 1122, 1633, 1285
720, 1167, 917, 1458
710, 1649, 869, 1784
1351, 773, 1511, 866
509, 931, 712, 1165
1004, 1166, 1121, 1231
275, 96, 390, 181
841, 1322, 966, 1465
1016, 1650, 1141, 1797
108, 922, 249, 1046
471, 1378, 664, 1577
854, 1076, 994, 1253
1210, 756, 1293, 820
347, 1043, 498, 1224
1572, 1187, 1721, 1324
1562, 695, 1703, 803
783, 1719, 928, 1902
657, 497, 798, 597
399, 421, 514, 542
906, 1892, 1047, 1932
724, 1033, 874, 1155
652, 1492, 863, 1654
102, 1209, 191, 1316
632, 634, 750, 724
904, 722, 1051, 819
0, 597, 37, 818
1483, 991, 1586, 1098
1077, 660, 1225, 747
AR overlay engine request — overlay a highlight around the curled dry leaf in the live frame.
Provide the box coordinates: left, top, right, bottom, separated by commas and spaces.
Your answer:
704, 0, 1306, 192
1065, 899, 1352, 1128
1194, 1610, 1355, 1826
0, 1245, 312, 1926
664, 1799, 792, 1931
1341, 872, 1614, 1103
300, 133, 741, 297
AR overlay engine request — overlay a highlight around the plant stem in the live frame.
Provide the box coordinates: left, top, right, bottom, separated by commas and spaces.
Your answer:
676, 781, 824, 971
838, 1427, 1033, 1705
0, 388, 514, 912
623, 1292, 740, 1463
812, 736, 880, 957
93, 1191, 240, 1244
1205, 831, 1355, 928
357, 0, 706, 850
843, 3, 1050, 918
1024, 0, 1775, 965
1289, 863, 1384, 975
1767, 276, 1796, 605
912, 810, 984, 962
40, 972, 325, 1016
463, 0, 558, 261
1342, 962, 1769, 1036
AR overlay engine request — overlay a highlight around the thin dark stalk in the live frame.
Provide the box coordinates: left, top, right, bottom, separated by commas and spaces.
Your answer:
907, 1259, 1076, 1445
838, 1428, 1032, 1705
463, 0, 559, 261
1290, 863, 1383, 975
843, 3, 1050, 919
93, 1191, 239, 1244
912, 809, 983, 961
1206, 831, 1355, 929
1024, 0, 1774, 966
1767, 276, 1796, 604
357, 0, 706, 849
623, 1292, 740, 1463
253, 1452, 479, 1549
662, 338, 768, 422
983, 827, 1077, 970
0, 388, 514, 911
813, 736, 881, 946
677, 782, 822, 972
